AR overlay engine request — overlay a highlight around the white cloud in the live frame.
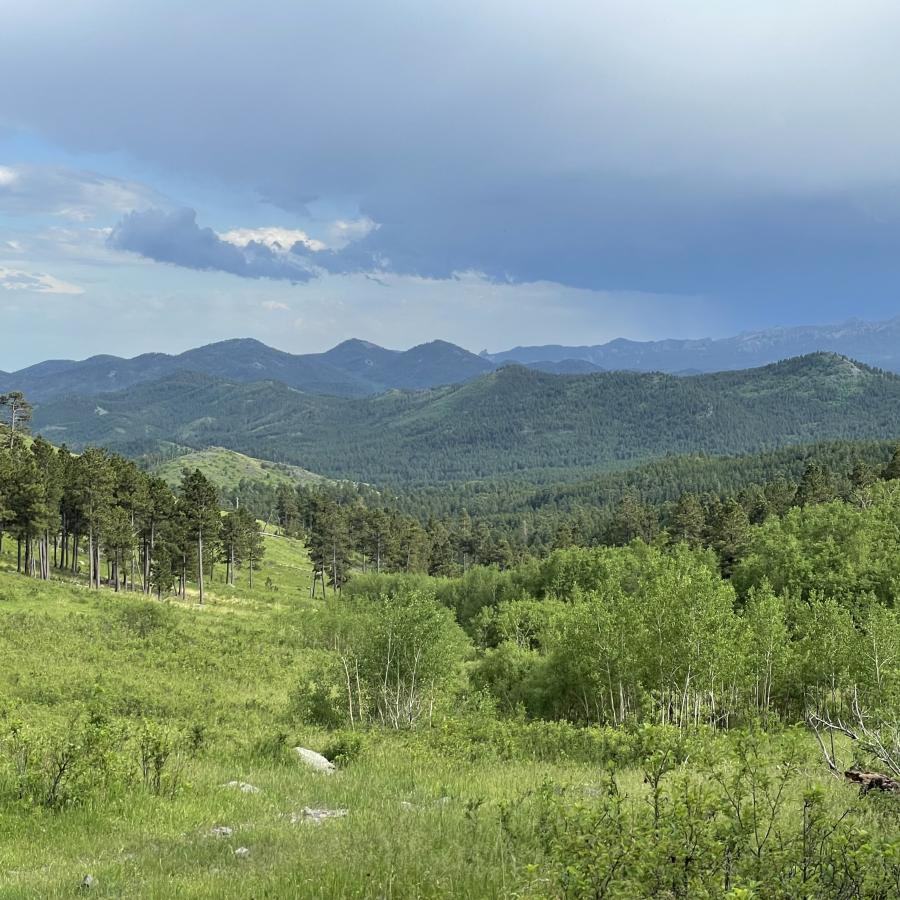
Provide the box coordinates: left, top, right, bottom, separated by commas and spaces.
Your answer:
261, 300, 289, 311
323, 217, 378, 249
0, 164, 167, 220
0, 266, 84, 295
219, 226, 325, 252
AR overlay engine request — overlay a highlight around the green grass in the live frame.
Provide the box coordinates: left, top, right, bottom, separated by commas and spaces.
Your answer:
0, 565, 582, 898
0, 539, 894, 897
153, 446, 327, 492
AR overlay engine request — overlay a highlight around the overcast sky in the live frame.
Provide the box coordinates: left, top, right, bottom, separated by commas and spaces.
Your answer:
2, 1, 900, 368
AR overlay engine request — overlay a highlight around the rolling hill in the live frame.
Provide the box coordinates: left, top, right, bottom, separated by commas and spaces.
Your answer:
30, 353, 900, 487
150, 446, 328, 492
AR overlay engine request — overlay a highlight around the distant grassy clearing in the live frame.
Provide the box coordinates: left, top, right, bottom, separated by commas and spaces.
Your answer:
153, 446, 327, 492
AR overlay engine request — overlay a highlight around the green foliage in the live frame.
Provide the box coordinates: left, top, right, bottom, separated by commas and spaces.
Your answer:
531, 731, 900, 898
32, 353, 900, 486
354, 589, 469, 729
0, 706, 130, 810
734, 481, 900, 608
290, 649, 352, 728
134, 718, 187, 796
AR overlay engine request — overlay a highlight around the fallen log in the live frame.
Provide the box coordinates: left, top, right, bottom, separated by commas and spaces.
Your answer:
844, 767, 900, 794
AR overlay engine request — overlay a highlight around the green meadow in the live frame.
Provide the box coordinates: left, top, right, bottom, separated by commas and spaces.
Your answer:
1, 529, 899, 898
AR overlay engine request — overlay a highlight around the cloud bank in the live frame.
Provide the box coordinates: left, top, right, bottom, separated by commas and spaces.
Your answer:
3, 1, 900, 361
5, 1, 900, 303
107, 207, 383, 281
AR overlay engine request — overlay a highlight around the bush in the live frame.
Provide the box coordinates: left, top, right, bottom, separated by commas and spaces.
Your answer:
117, 598, 176, 640
319, 730, 367, 766
529, 732, 900, 899
0, 707, 130, 809
355, 589, 470, 729
250, 728, 291, 762
427, 716, 698, 767
290, 649, 353, 728
134, 719, 186, 796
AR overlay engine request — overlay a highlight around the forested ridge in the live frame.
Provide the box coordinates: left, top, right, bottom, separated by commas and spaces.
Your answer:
28, 351, 900, 487
0, 337, 495, 401
0, 393, 265, 600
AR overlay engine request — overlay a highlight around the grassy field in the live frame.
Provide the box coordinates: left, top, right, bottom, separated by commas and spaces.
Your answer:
0, 536, 897, 898
152, 447, 326, 493
0, 537, 565, 898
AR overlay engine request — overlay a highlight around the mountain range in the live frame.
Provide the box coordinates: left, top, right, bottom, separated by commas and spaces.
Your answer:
483, 316, 900, 373
6, 315, 900, 402
0, 338, 495, 402
30, 353, 900, 487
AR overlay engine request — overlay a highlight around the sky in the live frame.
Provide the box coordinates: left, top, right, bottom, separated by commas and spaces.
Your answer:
2, 1, 900, 369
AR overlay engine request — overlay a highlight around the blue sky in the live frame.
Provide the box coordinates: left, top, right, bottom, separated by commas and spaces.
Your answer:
2, 1, 900, 369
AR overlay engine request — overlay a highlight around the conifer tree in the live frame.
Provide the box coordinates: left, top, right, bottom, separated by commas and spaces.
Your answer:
794, 463, 834, 507
73, 448, 114, 588
179, 469, 220, 604
0, 391, 32, 448
668, 492, 707, 547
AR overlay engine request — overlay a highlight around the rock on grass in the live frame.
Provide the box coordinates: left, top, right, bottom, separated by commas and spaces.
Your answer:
294, 747, 336, 774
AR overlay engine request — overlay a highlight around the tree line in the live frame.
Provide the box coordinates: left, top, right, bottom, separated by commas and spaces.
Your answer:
312, 477, 900, 753
223, 443, 900, 590
0, 400, 263, 601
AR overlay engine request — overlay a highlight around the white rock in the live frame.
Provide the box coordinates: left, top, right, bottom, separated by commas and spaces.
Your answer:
294, 747, 336, 774
222, 781, 261, 794
80, 875, 96, 890
234, 847, 251, 858
291, 806, 348, 825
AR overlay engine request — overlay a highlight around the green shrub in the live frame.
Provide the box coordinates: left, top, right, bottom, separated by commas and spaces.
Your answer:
319, 730, 367, 766
0, 707, 130, 810
250, 728, 291, 762
290, 649, 352, 728
116, 598, 176, 640
134, 719, 186, 796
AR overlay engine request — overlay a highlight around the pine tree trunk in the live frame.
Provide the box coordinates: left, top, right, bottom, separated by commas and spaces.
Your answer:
198, 528, 204, 605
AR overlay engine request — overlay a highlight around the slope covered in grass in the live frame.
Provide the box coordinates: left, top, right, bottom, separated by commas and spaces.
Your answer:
151, 446, 327, 492
0, 544, 611, 899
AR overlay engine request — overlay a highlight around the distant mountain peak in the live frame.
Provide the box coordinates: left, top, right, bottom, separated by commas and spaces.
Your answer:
331, 338, 385, 351
194, 337, 270, 350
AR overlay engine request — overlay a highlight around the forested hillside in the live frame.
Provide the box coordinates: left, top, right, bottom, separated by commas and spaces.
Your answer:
30, 353, 900, 486
4, 403, 900, 894
0, 337, 495, 401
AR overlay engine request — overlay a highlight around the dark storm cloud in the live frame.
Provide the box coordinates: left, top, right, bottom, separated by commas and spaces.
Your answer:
5, 1, 900, 320
108, 208, 382, 281
108, 208, 316, 281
